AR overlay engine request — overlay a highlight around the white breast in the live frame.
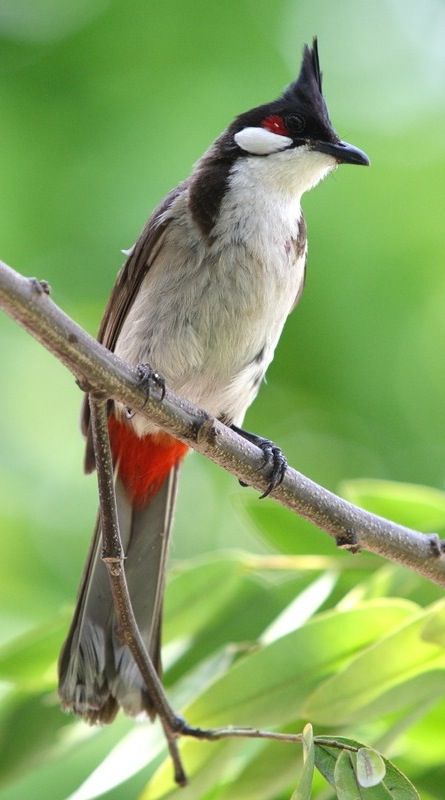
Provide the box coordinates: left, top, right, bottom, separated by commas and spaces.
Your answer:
115, 159, 309, 436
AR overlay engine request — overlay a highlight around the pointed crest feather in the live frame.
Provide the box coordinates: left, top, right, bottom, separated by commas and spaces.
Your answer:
310, 37, 322, 91
284, 36, 324, 101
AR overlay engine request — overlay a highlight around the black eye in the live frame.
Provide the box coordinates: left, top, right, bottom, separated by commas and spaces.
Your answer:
286, 114, 305, 134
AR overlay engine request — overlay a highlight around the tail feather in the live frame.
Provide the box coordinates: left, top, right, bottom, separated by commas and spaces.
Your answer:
110, 469, 179, 716
58, 462, 181, 723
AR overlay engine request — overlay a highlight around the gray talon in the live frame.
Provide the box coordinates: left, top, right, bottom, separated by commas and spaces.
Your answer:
231, 425, 287, 498
29, 277, 51, 295
136, 363, 166, 406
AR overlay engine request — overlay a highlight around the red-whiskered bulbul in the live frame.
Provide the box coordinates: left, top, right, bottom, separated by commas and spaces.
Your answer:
59, 39, 369, 723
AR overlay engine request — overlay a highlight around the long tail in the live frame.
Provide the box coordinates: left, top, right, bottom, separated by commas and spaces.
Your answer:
58, 418, 188, 724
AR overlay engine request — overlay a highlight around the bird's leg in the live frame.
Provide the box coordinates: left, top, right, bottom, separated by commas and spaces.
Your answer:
125, 362, 166, 419
231, 424, 288, 498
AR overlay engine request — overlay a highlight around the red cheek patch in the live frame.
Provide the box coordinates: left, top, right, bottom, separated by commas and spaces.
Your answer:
261, 115, 289, 137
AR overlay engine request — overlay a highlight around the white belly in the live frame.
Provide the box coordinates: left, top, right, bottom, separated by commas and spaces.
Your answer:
115, 192, 306, 435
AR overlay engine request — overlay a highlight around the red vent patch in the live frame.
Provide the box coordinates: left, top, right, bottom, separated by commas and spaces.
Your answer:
108, 416, 188, 507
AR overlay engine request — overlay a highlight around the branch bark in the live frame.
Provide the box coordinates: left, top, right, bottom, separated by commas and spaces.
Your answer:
1, 258, 444, 585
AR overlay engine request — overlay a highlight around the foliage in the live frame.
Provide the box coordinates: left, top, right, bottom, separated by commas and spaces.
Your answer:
1, 1, 445, 799
2, 482, 445, 797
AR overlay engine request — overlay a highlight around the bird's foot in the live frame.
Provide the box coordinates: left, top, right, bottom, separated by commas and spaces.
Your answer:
28, 277, 51, 295
136, 363, 166, 400
125, 363, 166, 419
231, 425, 287, 499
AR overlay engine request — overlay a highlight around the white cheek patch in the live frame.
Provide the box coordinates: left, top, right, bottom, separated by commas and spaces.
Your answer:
234, 127, 292, 155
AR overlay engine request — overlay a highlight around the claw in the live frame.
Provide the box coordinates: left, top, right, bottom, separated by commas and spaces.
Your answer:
125, 363, 166, 418
231, 425, 287, 498
136, 363, 166, 403
259, 443, 287, 499
29, 277, 51, 295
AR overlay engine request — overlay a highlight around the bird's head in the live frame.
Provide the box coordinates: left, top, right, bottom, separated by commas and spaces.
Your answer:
189, 39, 369, 237
227, 38, 369, 196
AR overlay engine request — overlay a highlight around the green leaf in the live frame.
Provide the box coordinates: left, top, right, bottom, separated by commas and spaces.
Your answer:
140, 740, 240, 800
315, 738, 420, 800
338, 563, 443, 609
165, 560, 314, 685
314, 742, 339, 786
339, 479, 445, 533
0, 690, 74, 786
216, 732, 306, 800
242, 499, 335, 555
334, 751, 362, 799
356, 748, 386, 788
185, 601, 415, 730
421, 605, 445, 646
334, 750, 391, 798
0, 706, 135, 800
379, 761, 420, 800
291, 723, 314, 800
304, 601, 445, 725
164, 556, 244, 643
169, 647, 235, 716
0, 615, 69, 688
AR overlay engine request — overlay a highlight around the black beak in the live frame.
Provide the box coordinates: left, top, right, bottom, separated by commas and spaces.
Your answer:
311, 139, 370, 166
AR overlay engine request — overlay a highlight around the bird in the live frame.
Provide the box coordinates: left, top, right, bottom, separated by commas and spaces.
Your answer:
58, 38, 369, 724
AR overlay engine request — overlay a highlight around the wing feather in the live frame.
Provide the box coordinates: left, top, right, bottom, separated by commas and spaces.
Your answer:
82, 181, 188, 471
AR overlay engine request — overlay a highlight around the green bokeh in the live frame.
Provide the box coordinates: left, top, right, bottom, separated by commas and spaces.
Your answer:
1, 1, 445, 798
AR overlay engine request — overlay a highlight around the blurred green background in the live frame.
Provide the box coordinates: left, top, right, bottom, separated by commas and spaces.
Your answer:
1, 1, 445, 798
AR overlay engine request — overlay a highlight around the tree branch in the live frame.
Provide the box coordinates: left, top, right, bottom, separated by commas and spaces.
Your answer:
88, 394, 188, 784
1, 258, 444, 585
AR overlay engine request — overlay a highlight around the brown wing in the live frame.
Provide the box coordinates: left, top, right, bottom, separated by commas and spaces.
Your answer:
82, 181, 188, 472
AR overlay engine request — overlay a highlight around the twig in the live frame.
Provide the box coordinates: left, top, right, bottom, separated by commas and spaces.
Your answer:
1, 258, 445, 587
88, 395, 188, 785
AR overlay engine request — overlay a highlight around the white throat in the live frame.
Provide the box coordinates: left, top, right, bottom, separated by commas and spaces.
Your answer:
212, 145, 335, 248
234, 144, 336, 201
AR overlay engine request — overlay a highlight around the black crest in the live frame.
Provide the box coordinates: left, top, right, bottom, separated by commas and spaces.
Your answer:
279, 37, 336, 144
284, 38, 322, 100
305, 38, 322, 91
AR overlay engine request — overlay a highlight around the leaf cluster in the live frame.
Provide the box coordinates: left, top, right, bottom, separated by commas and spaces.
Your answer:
1, 480, 445, 799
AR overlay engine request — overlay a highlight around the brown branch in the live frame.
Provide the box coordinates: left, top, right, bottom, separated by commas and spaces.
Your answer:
1, 258, 445, 586
88, 395, 188, 784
